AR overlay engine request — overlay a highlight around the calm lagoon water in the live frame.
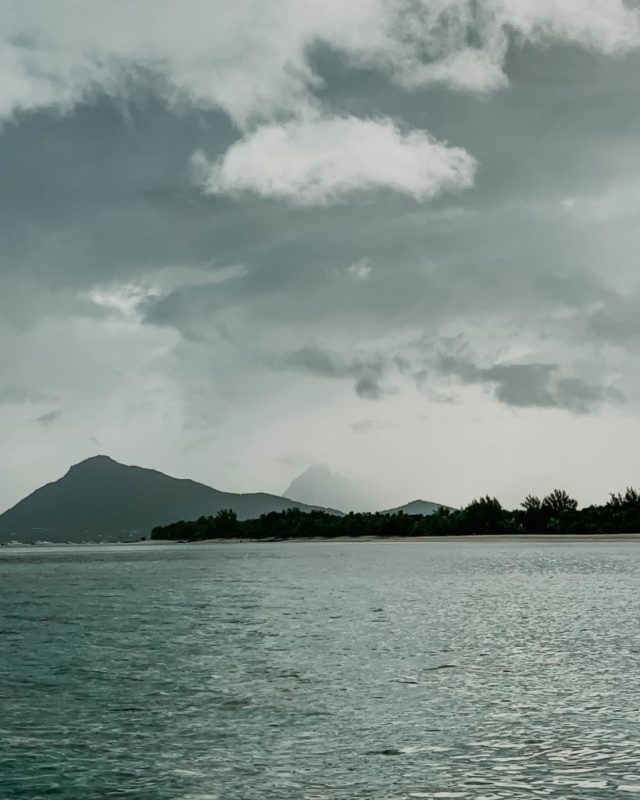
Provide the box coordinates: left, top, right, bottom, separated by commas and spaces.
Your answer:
2, 540, 640, 799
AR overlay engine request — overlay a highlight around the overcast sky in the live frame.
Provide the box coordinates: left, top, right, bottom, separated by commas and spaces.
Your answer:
3, 0, 640, 511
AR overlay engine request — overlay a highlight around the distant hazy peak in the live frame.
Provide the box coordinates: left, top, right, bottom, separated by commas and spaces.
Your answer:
289, 465, 339, 483
284, 464, 379, 512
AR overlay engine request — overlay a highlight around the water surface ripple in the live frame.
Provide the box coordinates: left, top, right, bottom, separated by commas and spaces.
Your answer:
1, 541, 640, 799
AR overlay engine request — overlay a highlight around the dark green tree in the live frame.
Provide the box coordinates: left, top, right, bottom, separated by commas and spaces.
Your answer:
461, 496, 504, 534
212, 508, 238, 536
541, 489, 578, 533
542, 489, 578, 514
520, 495, 544, 532
522, 495, 541, 512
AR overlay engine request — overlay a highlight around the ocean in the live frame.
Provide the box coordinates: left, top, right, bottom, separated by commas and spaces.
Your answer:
1, 540, 640, 799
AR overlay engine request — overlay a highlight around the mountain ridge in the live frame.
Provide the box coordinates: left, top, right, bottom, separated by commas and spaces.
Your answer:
0, 455, 337, 543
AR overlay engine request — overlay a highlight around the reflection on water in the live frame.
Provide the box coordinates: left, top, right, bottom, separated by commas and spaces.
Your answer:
2, 541, 640, 799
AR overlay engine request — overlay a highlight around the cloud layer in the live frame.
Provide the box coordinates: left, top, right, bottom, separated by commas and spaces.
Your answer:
437, 353, 625, 413
2, 1, 639, 123
4, 1, 639, 209
280, 340, 625, 415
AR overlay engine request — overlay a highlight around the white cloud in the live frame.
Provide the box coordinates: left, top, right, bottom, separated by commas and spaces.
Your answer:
496, 0, 640, 54
0, 1, 639, 124
347, 259, 373, 281
192, 116, 477, 205
88, 284, 152, 321
86, 265, 247, 321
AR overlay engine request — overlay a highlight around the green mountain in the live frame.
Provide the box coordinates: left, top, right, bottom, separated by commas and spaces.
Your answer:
0, 455, 332, 543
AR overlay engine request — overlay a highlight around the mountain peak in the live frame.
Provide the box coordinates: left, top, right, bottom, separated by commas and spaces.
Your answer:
284, 464, 379, 512
68, 455, 120, 472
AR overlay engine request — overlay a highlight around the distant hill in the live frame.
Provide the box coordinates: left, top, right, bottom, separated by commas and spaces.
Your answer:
381, 499, 455, 516
0, 455, 334, 543
284, 465, 379, 512
284, 466, 453, 516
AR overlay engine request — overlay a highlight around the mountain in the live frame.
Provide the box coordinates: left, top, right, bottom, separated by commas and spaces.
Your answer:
0, 455, 334, 543
284, 465, 379, 512
381, 499, 454, 516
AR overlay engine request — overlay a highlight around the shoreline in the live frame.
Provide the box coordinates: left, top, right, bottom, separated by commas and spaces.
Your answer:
5, 533, 640, 548
145, 533, 640, 544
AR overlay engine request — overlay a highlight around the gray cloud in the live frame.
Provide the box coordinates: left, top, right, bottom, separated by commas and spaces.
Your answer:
587, 294, 640, 345
350, 419, 388, 434
555, 377, 625, 414
354, 376, 385, 401
283, 346, 388, 400
35, 410, 62, 427
0, 386, 49, 405
437, 354, 624, 413
276, 339, 625, 414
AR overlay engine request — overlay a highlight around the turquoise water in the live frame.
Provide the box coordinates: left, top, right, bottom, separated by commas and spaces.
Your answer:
2, 541, 640, 799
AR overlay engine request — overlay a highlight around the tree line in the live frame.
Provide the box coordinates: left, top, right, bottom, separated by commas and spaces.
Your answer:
150, 487, 640, 540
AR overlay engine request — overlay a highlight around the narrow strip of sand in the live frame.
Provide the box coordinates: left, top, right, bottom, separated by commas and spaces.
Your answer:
150, 533, 640, 544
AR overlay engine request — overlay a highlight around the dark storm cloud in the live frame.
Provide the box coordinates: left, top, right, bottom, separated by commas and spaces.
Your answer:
354, 377, 385, 401
283, 347, 387, 400
438, 355, 557, 407
274, 337, 624, 413
0, 98, 237, 292
437, 354, 624, 413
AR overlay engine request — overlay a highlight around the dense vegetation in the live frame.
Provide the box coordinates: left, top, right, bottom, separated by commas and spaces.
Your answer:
150, 488, 640, 540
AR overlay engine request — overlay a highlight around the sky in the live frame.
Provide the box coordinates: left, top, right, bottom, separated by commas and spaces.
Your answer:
3, 0, 640, 511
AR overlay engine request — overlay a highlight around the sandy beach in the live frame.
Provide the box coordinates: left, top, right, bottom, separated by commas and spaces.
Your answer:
150, 533, 640, 544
